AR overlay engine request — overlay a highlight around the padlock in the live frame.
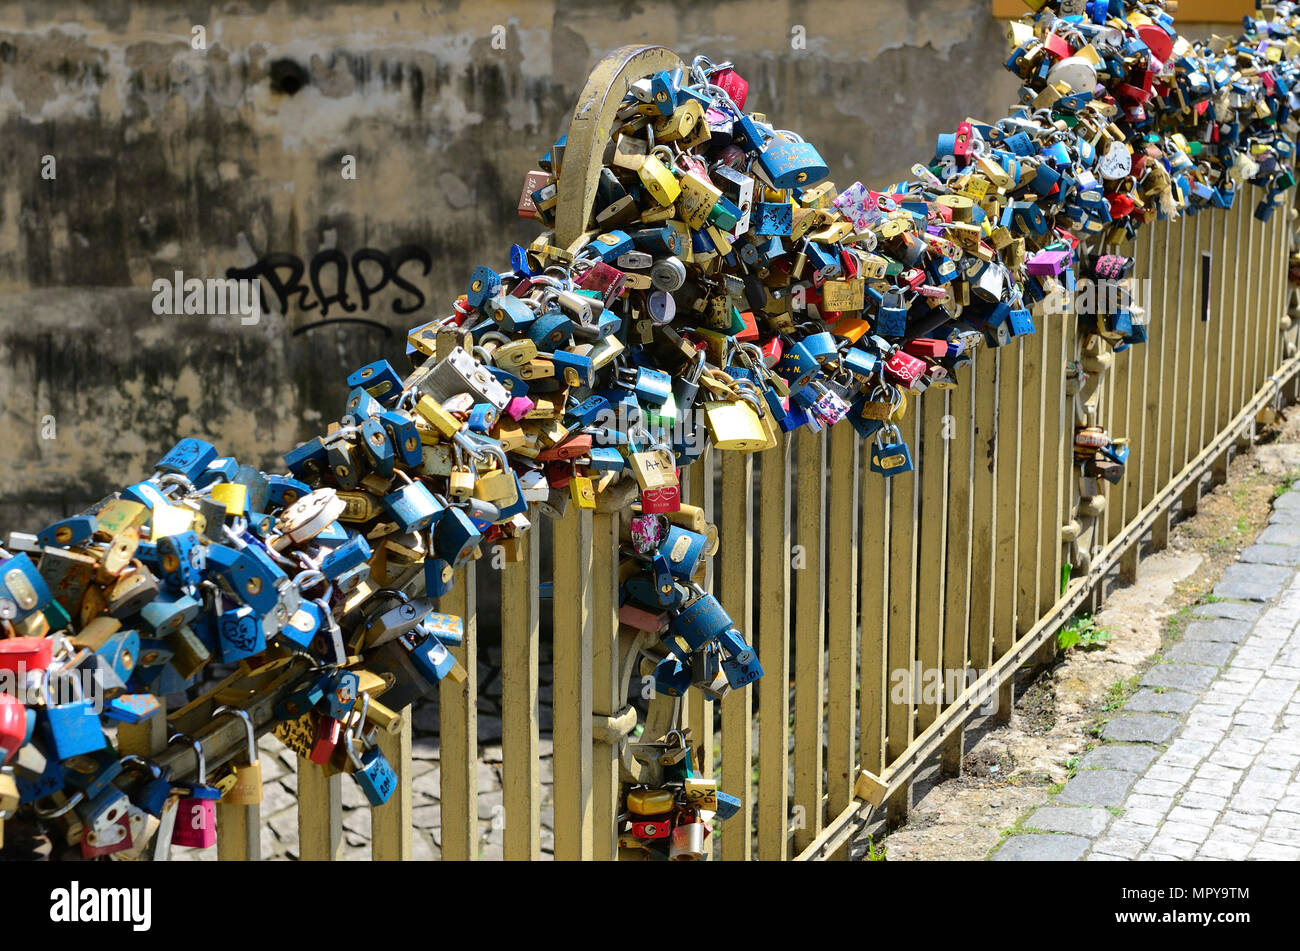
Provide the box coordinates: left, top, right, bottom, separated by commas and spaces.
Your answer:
342, 697, 397, 807
214, 706, 262, 806
167, 733, 218, 849
40, 668, 105, 761
869, 424, 915, 477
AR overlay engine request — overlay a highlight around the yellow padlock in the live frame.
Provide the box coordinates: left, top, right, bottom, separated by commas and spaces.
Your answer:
637, 153, 681, 206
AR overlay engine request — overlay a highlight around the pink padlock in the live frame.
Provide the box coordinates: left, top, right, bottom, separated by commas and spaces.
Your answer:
167, 733, 218, 849
505, 396, 534, 421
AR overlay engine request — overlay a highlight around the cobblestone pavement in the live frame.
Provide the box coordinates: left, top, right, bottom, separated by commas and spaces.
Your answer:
990, 487, 1300, 861
172, 646, 556, 861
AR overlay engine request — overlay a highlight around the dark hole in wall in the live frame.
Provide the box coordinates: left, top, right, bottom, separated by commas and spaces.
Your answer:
269, 58, 310, 95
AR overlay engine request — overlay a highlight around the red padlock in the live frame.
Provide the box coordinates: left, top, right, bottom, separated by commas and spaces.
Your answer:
953, 121, 974, 161
0, 636, 52, 676
538, 433, 593, 462
904, 338, 949, 360
80, 811, 136, 859
639, 485, 681, 515
630, 819, 672, 840
574, 261, 626, 306
0, 692, 29, 763
712, 68, 748, 112
884, 350, 927, 389
759, 337, 784, 368
310, 715, 342, 765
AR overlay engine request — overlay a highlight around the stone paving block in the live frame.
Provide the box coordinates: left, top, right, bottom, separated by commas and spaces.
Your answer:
1178, 792, 1228, 812
1079, 744, 1160, 773
1223, 810, 1269, 831
1165, 640, 1235, 667
1146, 764, 1195, 785
1198, 839, 1252, 860
1132, 777, 1184, 797
1103, 714, 1180, 744
1056, 769, 1137, 807
1256, 523, 1300, 547
1108, 820, 1158, 843
1123, 807, 1170, 827
1191, 601, 1263, 622
1086, 852, 1127, 861
1249, 842, 1300, 860
1213, 563, 1292, 602
990, 833, 1090, 861
1126, 793, 1173, 813
1184, 619, 1253, 643
1146, 835, 1199, 859
1239, 543, 1300, 565
1229, 794, 1279, 815
1168, 805, 1219, 827
1090, 835, 1145, 859
1163, 821, 1213, 844
1141, 664, 1218, 691
1272, 490, 1300, 511
1025, 806, 1112, 837
1124, 688, 1198, 714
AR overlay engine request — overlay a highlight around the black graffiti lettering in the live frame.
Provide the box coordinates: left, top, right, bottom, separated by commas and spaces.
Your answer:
309, 248, 357, 318
351, 249, 393, 311
228, 246, 432, 318
388, 244, 430, 315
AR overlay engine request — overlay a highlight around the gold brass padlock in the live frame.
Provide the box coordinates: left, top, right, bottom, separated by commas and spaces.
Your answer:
626, 787, 674, 817
629, 447, 678, 491
448, 464, 475, 500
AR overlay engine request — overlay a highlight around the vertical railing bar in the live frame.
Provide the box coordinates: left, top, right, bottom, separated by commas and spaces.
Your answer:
967, 349, 998, 675
793, 428, 826, 852
940, 379, 973, 778
992, 346, 1021, 719
719, 451, 754, 862
296, 759, 343, 861
552, 509, 594, 860
1039, 315, 1065, 612
589, 512, 620, 861
825, 422, 859, 856
500, 526, 541, 860
1016, 329, 1044, 635
686, 447, 715, 781
215, 801, 260, 862
915, 389, 949, 733
371, 719, 413, 860
757, 434, 792, 861
858, 455, 889, 777
885, 409, 920, 824
438, 563, 478, 861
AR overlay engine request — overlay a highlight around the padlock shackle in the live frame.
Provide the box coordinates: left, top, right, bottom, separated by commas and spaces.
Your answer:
212, 705, 258, 766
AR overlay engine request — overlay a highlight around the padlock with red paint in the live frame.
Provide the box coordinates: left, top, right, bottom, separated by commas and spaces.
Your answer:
884, 350, 927, 389
640, 485, 681, 514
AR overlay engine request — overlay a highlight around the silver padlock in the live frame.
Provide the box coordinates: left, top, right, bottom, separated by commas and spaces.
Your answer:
414, 347, 510, 412
668, 819, 705, 860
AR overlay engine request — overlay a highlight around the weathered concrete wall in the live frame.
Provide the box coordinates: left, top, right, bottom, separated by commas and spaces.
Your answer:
0, 0, 1022, 529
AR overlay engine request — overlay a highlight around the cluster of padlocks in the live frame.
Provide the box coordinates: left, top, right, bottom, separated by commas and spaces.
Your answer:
2, 0, 1299, 860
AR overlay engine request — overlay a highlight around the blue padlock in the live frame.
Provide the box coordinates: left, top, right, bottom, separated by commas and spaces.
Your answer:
157, 531, 204, 590
653, 654, 693, 698
37, 515, 97, 549
346, 359, 403, 404
382, 480, 444, 534
669, 586, 733, 653
154, 438, 219, 482
217, 604, 266, 663
870, 425, 915, 477
756, 138, 829, 190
